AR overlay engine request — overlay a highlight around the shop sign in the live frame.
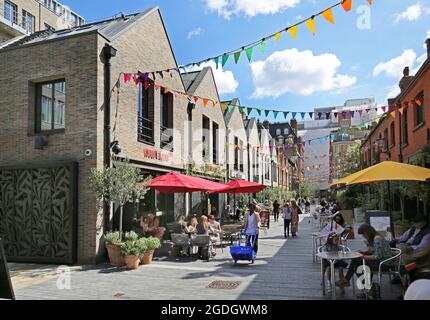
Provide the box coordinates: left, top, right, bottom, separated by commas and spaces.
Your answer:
143, 149, 170, 162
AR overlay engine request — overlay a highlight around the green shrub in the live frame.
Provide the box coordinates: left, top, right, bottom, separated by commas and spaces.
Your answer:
105, 231, 121, 245
144, 237, 161, 251
120, 240, 143, 257
124, 231, 139, 241
136, 238, 148, 254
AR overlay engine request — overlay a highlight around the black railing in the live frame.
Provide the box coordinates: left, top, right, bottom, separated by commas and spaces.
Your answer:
160, 125, 173, 151
138, 116, 154, 145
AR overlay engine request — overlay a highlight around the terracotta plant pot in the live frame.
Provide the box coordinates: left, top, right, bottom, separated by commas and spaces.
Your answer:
125, 255, 140, 270
142, 250, 154, 265
106, 243, 126, 267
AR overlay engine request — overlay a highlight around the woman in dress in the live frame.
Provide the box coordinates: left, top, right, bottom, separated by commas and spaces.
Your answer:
290, 199, 301, 237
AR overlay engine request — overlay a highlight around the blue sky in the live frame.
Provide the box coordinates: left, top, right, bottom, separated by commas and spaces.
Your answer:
62, 0, 430, 118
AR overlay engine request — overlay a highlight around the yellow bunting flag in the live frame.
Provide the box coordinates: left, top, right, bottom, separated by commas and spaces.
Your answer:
203, 98, 209, 107
341, 0, 352, 12
305, 18, 316, 35
221, 103, 227, 111
212, 100, 216, 108
399, 107, 404, 115
289, 25, 298, 40
274, 31, 283, 42
375, 117, 381, 124
390, 111, 396, 119
322, 8, 335, 24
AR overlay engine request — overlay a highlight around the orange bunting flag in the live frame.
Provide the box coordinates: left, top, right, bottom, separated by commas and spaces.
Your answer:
203, 98, 209, 107
289, 25, 298, 40
399, 107, 404, 115
322, 8, 335, 24
164, 87, 171, 94
305, 18, 316, 35
415, 98, 423, 106
341, 0, 352, 12
367, 0, 372, 4
274, 31, 283, 42
390, 111, 396, 119
193, 96, 199, 103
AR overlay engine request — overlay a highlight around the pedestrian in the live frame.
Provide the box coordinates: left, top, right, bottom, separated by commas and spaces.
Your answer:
290, 199, 302, 237
305, 197, 311, 214
282, 200, 292, 238
273, 200, 280, 223
243, 203, 261, 253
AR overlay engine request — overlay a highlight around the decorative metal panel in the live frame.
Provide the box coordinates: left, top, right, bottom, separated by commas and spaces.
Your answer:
0, 162, 77, 264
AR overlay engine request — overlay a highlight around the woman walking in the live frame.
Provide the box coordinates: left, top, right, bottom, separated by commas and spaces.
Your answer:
273, 200, 280, 223
282, 200, 292, 238
290, 199, 302, 237
243, 203, 261, 254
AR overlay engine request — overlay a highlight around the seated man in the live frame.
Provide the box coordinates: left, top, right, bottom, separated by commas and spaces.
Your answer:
393, 213, 430, 284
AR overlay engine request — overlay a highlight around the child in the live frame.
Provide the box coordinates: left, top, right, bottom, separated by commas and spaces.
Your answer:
322, 232, 348, 292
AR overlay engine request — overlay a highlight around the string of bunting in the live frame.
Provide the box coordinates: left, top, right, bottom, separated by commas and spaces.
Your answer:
124, 0, 372, 75
123, 73, 424, 122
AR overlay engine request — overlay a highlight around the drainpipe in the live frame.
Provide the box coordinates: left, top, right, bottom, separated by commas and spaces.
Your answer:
101, 43, 117, 232
186, 102, 195, 216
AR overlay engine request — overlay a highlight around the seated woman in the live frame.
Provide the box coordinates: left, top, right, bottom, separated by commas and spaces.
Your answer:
208, 214, 222, 247
322, 232, 348, 293
195, 215, 216, 258
337, 224, 393, 288
140, 213, 166, 239
333, 212, 353, 238
173, 215, 191, 234
187, 215, 198, 234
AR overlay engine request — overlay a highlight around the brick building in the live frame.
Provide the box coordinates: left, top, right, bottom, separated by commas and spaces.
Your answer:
0, 0, 84, 45
361, 38, 430, 167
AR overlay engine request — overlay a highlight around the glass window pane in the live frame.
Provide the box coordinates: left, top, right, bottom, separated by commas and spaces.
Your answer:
41, 95, 52, 130
54, 100, 65, 129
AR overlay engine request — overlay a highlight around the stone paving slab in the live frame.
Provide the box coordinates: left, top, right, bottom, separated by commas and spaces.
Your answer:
11, 210, 404, 300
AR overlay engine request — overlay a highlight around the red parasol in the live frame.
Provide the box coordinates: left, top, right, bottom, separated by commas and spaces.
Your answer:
209, 179, 266, 194
147, 172, 229, 194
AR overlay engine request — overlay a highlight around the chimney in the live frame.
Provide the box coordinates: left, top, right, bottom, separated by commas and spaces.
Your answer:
399, 66, 414, 92
426, 38, 430, 59
262, 120, 270, 130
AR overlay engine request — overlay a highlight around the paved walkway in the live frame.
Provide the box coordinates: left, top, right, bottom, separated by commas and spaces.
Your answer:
11, 212, 403, 300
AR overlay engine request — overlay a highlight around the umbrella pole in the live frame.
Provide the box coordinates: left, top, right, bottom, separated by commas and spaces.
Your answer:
234, 193, 236, 222
387, 180, 392, 212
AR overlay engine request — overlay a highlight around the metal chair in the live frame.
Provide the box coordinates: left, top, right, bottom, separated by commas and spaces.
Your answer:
170, 233, 191, 256
377, 247, 402, 299
191, 235, 212, 260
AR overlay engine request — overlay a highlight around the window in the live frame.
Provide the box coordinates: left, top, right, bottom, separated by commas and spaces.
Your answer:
239, 139, 244, 172
138, 81, 154, 144
160, 91, 174, 151
283, 128, 289, 135
414, 92, 425, 127
4, 1, 17, 24
212, 122, 218, 165
403, 109, 408, 145
202, 115, 210, 161
36, 80, 65, 132
390, 122, 395, 147
22, 10, 34, 34
383, 128, 388, 151
234, 137, 239, 171
275, 128, 281, 136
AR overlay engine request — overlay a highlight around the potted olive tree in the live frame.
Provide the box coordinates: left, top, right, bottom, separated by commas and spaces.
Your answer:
141, 237, 161, 265
89, 159, 151, 266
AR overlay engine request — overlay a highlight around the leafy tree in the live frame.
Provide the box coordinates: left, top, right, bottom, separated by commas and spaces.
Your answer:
90, 159, 151, 241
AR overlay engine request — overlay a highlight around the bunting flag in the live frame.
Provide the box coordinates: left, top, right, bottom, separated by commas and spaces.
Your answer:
283, 111, 289, 119
193, 96, 199, 103
300, 112, 306, 119
222, 54, 229, 67
214, 56, 220, 69
390, 111, 396, 119
305, 18, 316, 35
203, 98, 209, 107
322, 8, 335, 24
234, 51, 241, 64
247, 107, 253, 115
259, 41, 266, 54
289, 25, 298, 40
246, 47, 253, 62
274, 31, 283, 42
341, 0, 353, 12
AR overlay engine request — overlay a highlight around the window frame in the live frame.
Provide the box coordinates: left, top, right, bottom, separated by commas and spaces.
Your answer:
390, 122, 395, 148
414, 91, 425, 129
402, 109, 409, 147
35, 79, 66, 134
22, 9, 35, 34
4, 0, 18, 25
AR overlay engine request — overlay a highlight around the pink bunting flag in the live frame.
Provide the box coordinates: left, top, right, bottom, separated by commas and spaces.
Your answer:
154, 83, 161, 91
358, 110, 363, 116
133, 75, 141, 86
381, 106, 386, 112
365, 108, 370, 113
123, 73, 132, 83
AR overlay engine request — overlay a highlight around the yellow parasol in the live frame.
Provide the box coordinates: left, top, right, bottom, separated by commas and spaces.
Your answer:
330, 161, 430, 188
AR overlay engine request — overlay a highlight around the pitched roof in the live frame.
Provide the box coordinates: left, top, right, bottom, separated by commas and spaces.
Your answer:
222, 98, 241, 125
180, 67, 212, 96
1, 8, 156, 50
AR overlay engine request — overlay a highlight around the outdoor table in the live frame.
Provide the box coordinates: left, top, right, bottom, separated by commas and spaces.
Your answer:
312, 232, 325, 263
316, 251, 364, 300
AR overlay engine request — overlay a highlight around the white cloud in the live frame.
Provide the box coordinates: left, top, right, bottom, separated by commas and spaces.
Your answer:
385, 85, 401, 101
187, 27, 204, 39
186, 61, 239, 95
249, 48, 356, 98
373, 49, 417, 78
394, 2, 430, 23
205, 0, 300, 19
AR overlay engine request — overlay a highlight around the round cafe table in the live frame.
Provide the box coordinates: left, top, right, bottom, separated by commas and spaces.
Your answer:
316, 251, 364, 300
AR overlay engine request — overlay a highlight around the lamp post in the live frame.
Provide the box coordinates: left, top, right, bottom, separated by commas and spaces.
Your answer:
375, 137, 392, 212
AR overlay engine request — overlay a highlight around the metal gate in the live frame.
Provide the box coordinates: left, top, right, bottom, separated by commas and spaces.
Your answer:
0, 162, 77, 264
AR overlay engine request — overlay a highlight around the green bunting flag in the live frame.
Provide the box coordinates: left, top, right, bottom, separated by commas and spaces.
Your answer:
234, 51, 241, 64
246, 47, 253, 62
259, 41, 266, 54
228, 104, 234, 112
238, 106, 244, 114
283, 111, 289, 119
247, 107, 253, 115
214, 56, 220, 69
222, 54, 229, 67
264, 110, 270, 117
256, 109, 262, 116
274, 111, 279, 119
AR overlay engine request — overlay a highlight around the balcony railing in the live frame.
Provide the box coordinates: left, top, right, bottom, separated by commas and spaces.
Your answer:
160, 125, 173, 151
138, 116, 154, 145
